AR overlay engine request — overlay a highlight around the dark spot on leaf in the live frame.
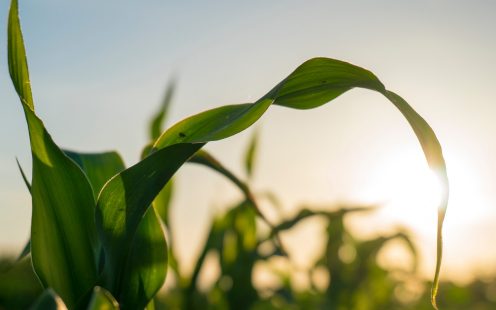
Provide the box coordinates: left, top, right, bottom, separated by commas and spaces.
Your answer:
321, 80, 327, 84
179, 132, 186, 138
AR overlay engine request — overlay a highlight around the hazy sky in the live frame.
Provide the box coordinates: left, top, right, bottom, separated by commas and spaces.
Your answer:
1, 0, 496, 283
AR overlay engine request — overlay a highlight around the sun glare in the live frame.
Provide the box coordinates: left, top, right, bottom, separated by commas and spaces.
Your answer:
357, 147, 444, 235
346, 143, 494, 282
387, 156, 443, 214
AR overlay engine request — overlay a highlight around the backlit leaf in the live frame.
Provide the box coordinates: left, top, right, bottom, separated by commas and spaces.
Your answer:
96, 143, 203, 307
65, 150, 170, 309
8, 1, 98, 307
118, 207, 168, 309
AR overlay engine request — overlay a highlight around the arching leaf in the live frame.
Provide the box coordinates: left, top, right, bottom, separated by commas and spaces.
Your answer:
151, 57, 448, 306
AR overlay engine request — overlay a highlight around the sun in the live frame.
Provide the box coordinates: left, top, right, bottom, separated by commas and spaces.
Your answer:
355, 146, 444, 237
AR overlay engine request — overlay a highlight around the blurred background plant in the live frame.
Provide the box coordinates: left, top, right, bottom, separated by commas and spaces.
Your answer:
152, 126, 496, 310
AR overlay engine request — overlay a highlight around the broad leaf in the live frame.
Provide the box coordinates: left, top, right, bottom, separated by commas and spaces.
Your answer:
8, 1, 98, 307
119, 207, 168, 309
96, 143, 203, 307
0, 256, 42, 308
64, 150, 126, 199
15, 151, 124, 262
152, 180, 174, 229
66, 150, 169, 309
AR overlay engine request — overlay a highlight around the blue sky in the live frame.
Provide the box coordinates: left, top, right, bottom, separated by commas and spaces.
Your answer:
1, 0, 496, 282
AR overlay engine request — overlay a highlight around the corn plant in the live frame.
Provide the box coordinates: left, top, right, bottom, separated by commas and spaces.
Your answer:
6, 0, 448, 308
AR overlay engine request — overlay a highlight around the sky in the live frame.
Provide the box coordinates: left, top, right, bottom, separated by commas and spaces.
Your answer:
1, 0, 496, 284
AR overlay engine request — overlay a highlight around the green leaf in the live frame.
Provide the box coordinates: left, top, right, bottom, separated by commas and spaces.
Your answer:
145, 299, 156, 310
152, 57, 448, 306
149, 79, 175, 141
148, 151, 178, 279
87, 287, 119, 310
64, 150, 126, 200
8, 1, 98, 307
119, 207, 168, 309
17, 239, 31, 261
16, 157, 31, 193
96, 143, 203, 307
243, 129, 259, 179
15, 150, 123, 262
154, 102, 271, 148
7, 0, 33, 110
94, 80, 190, 307
63, 150, 126, 272
66, 150, 169, 309
15, 159, 31, 261
30, 289, 67, 310
152, 180, 173, 228
0, 256, 43, 308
